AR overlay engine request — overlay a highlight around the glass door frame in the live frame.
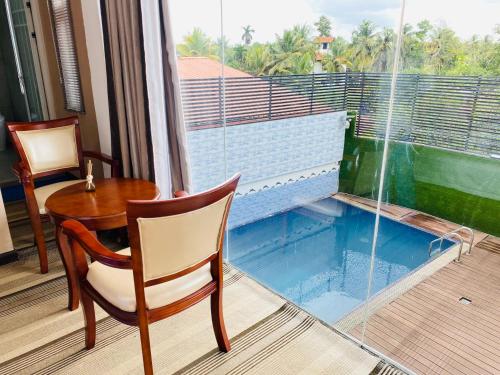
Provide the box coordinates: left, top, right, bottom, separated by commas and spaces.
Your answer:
4, 0, 49, 121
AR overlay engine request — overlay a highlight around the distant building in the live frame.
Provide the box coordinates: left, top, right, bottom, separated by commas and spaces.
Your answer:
313, 36, 334, 74
315, 36, 334, 55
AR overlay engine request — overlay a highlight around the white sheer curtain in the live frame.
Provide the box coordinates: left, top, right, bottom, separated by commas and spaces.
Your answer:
140, 0, 171, 197
140, 0, 191, 197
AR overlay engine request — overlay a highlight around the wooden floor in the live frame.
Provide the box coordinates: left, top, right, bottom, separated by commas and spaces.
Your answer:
333, 192, 489, 245
334, 194, 500, 375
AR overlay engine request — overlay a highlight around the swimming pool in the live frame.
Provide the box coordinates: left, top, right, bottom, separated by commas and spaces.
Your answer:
228, 197, 454, 324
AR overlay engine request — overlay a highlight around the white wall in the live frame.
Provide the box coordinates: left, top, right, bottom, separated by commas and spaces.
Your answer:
188, 111, 347, 193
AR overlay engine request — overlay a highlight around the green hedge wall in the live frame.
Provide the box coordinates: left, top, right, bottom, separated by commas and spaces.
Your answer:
339, 115, 500, 236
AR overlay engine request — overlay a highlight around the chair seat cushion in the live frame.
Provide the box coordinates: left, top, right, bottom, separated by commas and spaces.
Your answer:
35, 180, 86, 214
86, 248, 213, 313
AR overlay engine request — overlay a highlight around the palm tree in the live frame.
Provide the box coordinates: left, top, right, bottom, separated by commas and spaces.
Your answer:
314, 16, 332, 37
323, 37, 352, 72
215, 36, 231, 60
350, 20, 378, 71
400, 23, 429, 71
427, 27, 460, 74
243, 43, 274, 76
176, 28, 217, 58
242, 25, 255, 45
269, 25, 315, 74
374, 28, 394, 72
233, 44, 247, 63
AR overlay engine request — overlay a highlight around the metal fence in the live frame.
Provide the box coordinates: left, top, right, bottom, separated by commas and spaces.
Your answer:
180, 72, 500, 157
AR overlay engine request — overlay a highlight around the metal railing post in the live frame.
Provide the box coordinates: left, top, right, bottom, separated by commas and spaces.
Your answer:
218, 76, 223, 126
268, 76, 273, 120
408, 74, 420, 142
464, 76, 482, 152
343, 71, 348, 111
356, 72, 365, 136
310, 74, 315, 114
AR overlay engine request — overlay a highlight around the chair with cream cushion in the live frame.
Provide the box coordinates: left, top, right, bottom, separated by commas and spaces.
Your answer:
61, 174, 240, 375
7, 116, 119, 274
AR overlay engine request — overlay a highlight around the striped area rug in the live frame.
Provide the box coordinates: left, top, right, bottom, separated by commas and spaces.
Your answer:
370, 363, 406, 375
0, 262, 380, 374
0, 242, 65, 298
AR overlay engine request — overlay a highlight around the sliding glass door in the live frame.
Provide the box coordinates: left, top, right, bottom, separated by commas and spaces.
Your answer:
3, 0, 46, 121
165, 1, 500, 373
358, 1, 500, 373
168, 0, 389, 353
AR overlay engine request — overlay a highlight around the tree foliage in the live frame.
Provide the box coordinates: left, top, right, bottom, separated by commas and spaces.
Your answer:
314, 16, 332, 37
242, 25, 255, 45
176, 28, 218, 59
176, 19, 500, 77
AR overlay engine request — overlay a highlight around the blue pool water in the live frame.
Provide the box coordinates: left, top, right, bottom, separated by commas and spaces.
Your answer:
228, 197, 454, 324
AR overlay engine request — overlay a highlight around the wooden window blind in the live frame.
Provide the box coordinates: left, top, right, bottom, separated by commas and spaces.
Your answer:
48, 0, 84, 112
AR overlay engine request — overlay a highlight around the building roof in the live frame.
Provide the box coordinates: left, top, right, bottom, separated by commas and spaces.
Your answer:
314, 36, 334, 44
177, 57, 252, 79
177, 58, 332, 130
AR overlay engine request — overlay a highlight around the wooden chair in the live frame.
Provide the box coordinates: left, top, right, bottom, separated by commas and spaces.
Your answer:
7, 116, 119, 274
60, 174, 240, 374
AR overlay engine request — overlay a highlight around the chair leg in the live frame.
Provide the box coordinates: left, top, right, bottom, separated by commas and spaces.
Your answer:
25, 202, 48, 274
138, 315, 154, 375
80, 288, 96, 349
55, 225, 80, 310
211, 287, 231, 352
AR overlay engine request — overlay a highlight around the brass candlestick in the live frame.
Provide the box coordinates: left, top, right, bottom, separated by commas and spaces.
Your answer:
85, 160, 96, 192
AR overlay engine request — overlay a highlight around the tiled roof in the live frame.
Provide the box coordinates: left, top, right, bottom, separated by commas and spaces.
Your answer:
177, 57, 252, 79
314, 36, 334, 43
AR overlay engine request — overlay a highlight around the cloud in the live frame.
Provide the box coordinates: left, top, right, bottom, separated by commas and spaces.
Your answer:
308, 0, 401, 36
168, 0, 500, 45
404, 0, 500, 39
310, 0, 500, 39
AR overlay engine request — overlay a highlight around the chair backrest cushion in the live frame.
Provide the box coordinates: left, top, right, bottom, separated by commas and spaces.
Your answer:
137, 193, 233, 281
16, 125, 80, 174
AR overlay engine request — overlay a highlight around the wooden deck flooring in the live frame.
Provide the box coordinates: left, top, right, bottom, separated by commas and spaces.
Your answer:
332, 192, 414, 220
333, 193, 500, 375
333, 192, 489, 246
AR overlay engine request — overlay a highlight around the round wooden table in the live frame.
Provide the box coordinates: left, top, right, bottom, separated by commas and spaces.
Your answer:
46, 178, 160, 310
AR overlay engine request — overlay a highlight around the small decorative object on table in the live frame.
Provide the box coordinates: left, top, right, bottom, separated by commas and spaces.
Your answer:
85, 160, 96, 192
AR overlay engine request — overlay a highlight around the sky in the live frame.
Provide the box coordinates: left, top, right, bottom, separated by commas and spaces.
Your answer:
168, 0, 500, 44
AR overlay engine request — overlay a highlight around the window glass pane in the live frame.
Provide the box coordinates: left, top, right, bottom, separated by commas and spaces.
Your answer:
169, 0, 225, 193
358, 1, 500, 374
6, 0, 44, 120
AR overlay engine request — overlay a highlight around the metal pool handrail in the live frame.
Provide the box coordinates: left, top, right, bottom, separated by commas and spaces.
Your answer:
428, 232, 465, 262
450, 226, 474, 255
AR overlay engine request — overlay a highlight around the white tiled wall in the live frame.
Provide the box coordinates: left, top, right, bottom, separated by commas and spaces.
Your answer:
187, 111, 347, 227
188, 111, 347, 192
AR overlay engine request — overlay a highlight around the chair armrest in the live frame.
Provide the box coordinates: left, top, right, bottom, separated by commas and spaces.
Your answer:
82, 150, 120, 177
174, 190, 189, 198
12, 161, 32, 185
61, 219, 132, 270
